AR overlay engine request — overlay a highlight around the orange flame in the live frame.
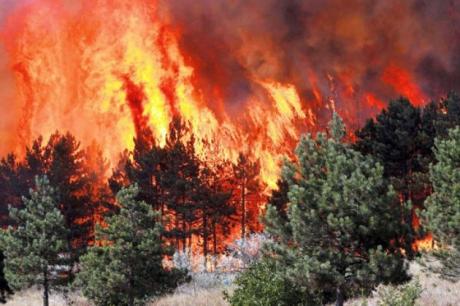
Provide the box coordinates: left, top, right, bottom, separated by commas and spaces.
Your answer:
0, 0, 434, 191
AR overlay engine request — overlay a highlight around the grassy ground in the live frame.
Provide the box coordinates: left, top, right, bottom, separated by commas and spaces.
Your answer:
150, 287, 230, 306
5, 263, 459, 306
347, 262, 460, 306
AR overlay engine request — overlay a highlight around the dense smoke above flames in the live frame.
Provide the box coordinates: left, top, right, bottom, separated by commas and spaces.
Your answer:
1, 0, 460, 188
165, 0, 460, 104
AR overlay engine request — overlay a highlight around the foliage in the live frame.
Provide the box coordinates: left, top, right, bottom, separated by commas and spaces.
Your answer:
76, 185, 186, 306
267, 178, 289, 224
375, 278, 422, 306
0, 252, 12, 303
109, 118, 236, 260
354, 94, 460, 255
0, 132, 113, 281
423, 127, 460, 281
354, 98, 423, 179
0, 176, 68, 306
225, 259, 312, 306
234, 114, 412, 305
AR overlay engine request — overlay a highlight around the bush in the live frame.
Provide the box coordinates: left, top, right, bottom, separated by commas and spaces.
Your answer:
375, 279, 422, 306
226, 259, 319, 306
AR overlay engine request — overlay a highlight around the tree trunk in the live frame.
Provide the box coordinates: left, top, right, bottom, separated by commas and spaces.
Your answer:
212, 221, 217, 255
128, 269, 135, 306
187, 227, 192, 251
43, 269, 49, 306
335, 287, 344, 306
175, 214, 180, 251
203, 214, 208, 270
182, 219, 186, 252
241, 180, 246, 240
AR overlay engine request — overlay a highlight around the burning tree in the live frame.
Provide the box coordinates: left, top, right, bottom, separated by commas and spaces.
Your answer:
197, 156, 234, 267
231, 114, 412, 305
233, 153, 261, 240
109, 118, 239, 258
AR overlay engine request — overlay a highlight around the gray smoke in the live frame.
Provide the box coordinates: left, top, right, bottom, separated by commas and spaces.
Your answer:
162, 0, 460, 114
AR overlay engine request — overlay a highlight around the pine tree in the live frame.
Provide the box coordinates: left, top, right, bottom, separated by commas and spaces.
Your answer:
244, 114, 412, 305
158, 118, 201, 251
197, 156, 234, 268
0, 176, 67, 306
267, 178, 290, 225
0, 154, 27, 223
0, 133, 96, 279
423, 127, 460, 281
233, 153, 261, 239
22, 133, 95, 279
110, 119, 204, 251
354, 98, 427, 253
76, 185, 185, 306
83, 142, 115, 244
354, 98, 422, 183
434, 92, 460, 137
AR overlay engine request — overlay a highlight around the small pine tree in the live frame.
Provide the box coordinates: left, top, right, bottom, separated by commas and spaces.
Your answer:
423, 127, 460, 281
76, 185, 185, 306
0, 176, 68, 306
233, 114, 411, 305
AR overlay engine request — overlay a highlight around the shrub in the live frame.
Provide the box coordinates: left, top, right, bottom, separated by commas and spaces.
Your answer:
226, 259, 318, 306
375, 279, 422, 306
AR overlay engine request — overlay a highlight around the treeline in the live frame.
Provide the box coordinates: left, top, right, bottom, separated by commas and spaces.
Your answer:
0, 93, 459, 305
108, 118, 264, 258
0, 116, 266, 303
230, 93, 460, 305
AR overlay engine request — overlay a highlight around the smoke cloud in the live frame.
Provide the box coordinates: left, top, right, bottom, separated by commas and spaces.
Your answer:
163, 0, 460, 111
0, 0, 459, 178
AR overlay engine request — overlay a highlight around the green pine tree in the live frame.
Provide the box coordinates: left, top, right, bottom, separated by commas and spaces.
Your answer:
423, 127, 460, 281
76, 184, 185, 306
0, 176, 68, 306
232, 114, 411, 305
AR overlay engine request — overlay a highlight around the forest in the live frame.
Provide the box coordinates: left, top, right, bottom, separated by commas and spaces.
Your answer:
0, 93, 459, 305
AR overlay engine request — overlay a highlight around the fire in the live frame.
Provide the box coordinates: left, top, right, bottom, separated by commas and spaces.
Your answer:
382, 64, 427, 106
0, 0, 317, 190
414, 233, 434, 251
0, 0, 455, 191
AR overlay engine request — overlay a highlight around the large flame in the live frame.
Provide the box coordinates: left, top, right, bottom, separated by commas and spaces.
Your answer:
1, 0, 459, 190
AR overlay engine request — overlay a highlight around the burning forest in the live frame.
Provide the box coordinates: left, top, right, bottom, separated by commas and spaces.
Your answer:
0, 1, 459, 305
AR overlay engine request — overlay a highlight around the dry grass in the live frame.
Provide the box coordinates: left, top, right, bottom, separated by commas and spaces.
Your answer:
4, 262, 459, 306
150, 287, 229, 306
5, 288, 90, 306
409, 262, 459, 306
347, 262, 460, 306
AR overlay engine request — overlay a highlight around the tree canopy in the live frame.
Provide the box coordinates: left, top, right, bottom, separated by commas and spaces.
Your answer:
1, 176, 68, 306
423, 127, 460, 281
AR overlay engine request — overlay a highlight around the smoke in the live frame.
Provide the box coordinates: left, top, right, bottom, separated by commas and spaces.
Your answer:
1, 0, 459, 181
163, 0, 460, 109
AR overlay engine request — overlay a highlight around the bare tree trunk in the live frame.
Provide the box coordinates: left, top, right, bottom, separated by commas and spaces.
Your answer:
212, 221, 217, 255
241, 180, 246, 240
203, 214, 208, 270
175, 212, 180, 251
335, 287, 344, 306
43, 269, 49, 306
182, 218, 186, 252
